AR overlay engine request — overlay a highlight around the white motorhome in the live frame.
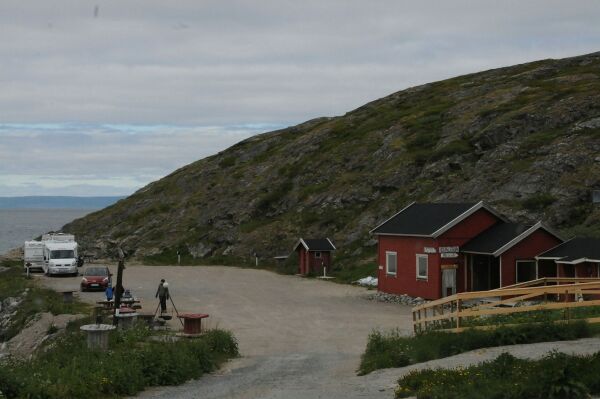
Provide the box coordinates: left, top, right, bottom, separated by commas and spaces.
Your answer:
24, 241, 45, 271
41, 233, 79, 276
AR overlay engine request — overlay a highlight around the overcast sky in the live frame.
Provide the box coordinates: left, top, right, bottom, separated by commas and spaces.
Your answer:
1, 1, 599, 196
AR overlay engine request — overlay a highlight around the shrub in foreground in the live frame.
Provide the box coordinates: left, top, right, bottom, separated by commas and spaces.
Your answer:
396, 351, 599, 399
359, 321, 592, 375
0, 327, 238, 399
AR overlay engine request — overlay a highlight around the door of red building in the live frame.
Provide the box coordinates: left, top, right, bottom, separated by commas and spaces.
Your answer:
441, 268, 457, 297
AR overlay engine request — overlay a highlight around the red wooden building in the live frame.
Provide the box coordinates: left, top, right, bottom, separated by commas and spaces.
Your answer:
294, 238, 336, 276
536, 237, 600, 279
371, 202, 563, 299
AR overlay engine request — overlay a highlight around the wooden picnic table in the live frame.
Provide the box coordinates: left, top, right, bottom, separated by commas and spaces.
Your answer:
96, 298, 141, 309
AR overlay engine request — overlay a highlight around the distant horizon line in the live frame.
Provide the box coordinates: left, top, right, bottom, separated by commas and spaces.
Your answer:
0, 195, 126, 198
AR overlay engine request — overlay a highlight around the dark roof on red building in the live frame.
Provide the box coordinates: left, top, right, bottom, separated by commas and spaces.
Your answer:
462, 223, 529, 254
371, 202, 502, 237
461, 222, 561, 256
294, 238, 336, 252
537, 237, 600, 264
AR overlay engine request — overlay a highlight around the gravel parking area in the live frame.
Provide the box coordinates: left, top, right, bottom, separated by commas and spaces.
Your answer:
38, 264, 412, 398
37, 265, 600, 398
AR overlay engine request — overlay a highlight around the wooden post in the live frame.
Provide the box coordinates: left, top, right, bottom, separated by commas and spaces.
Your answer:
564, 288, 570, 322
412, 310, 417, 333
113, 248, 125, 326
456, 298, 462, 330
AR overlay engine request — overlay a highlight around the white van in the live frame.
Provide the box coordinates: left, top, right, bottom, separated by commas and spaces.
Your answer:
24, 241, 45, 272
41, 234, 79, 276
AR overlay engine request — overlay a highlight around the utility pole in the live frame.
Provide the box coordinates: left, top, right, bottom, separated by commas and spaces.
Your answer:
113, 247, 125, 326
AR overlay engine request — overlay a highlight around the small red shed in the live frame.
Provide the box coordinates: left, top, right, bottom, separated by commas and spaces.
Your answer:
371, 201, 564, 300
294, 238, 336, 276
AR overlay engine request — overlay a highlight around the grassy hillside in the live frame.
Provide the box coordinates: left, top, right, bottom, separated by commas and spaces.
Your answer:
64, 51, 600, 271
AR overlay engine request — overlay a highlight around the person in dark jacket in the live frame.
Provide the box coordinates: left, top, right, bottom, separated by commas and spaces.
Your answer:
155, 279, 170, 313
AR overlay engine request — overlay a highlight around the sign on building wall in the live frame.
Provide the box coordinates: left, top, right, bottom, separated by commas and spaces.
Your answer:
423, 247, 437, 253
439, 246, 459, 253
441, 253, 459, 258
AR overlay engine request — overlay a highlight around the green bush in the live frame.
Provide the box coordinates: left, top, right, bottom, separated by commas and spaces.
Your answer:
396, 351, 597, 399
359, 321, 592, 375
0, 327, 238, 399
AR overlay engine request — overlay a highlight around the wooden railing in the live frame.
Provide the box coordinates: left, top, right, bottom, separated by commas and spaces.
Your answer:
412, 278, 600, 333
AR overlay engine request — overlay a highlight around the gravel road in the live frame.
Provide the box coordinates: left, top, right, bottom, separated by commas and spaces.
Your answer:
38, 264, 412, 398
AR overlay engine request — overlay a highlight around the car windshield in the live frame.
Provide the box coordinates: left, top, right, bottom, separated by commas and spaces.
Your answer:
84, 267, 108, 276
50, 250, 75, 259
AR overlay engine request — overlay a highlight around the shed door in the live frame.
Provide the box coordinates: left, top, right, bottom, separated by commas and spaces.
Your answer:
442, 269, 456, 297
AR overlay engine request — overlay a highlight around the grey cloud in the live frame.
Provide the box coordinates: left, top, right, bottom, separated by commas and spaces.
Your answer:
1, 1, 599, 195
2, 0, 599, 124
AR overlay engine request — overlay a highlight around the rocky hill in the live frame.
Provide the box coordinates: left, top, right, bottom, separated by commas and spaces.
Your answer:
64, 52, 600, 269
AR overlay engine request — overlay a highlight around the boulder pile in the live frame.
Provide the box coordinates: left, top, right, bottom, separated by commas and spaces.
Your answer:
365, 291, 427, 307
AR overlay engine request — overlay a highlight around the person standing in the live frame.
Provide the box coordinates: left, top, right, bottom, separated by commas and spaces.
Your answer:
155, 279, 170, 313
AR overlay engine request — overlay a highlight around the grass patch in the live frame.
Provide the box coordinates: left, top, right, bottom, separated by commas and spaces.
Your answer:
254, 180, 294, 214
0, 260, 90, 341
330, 262, 377, 284
521, 128, 564, 150
218, 155, 236, 168
521, 192, 557, 211
430, 139, 473, 161
0, 326, 238, 399
462, 305, 600, 328
239, 218, 274, 233
359, 321, 593, 375
396, 351, 600, 399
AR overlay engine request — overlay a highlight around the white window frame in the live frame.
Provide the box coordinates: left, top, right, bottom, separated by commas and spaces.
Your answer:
416, 254, 428, 280
515, 260, 536, 283
314, 251, 322, 259
386, 251, 397, 276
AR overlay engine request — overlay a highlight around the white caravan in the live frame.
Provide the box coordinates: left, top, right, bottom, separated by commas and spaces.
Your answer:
41, 233, 79, 276
24, 241, 45, 271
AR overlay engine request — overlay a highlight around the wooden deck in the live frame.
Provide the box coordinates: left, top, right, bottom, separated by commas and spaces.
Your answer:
412, 277, 600, 332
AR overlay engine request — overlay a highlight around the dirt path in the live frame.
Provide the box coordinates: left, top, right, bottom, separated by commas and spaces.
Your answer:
38, 265, 412, 398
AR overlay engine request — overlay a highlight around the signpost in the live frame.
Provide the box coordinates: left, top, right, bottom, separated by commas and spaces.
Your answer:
113, 247, 125, 326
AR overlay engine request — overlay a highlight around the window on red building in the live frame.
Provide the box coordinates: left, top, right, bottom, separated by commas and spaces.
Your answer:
386, 251, 397, 276
416, 254, 428, 280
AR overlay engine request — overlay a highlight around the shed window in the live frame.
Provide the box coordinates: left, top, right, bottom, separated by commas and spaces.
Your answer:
516, 260, 536, 283
416, 254, 428, 280
386, 251, 397, 276
314, 251, 322, 258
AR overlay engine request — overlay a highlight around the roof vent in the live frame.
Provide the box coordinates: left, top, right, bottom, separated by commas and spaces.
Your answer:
593, 190, 600, 204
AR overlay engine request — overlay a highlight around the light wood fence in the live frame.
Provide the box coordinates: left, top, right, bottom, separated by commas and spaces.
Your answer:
412, 278, 600, 333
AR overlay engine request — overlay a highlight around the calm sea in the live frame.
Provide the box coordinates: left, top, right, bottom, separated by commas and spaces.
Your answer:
0, 209, 94, 255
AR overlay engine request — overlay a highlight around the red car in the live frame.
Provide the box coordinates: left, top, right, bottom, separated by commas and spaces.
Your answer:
80, 266, 112, 291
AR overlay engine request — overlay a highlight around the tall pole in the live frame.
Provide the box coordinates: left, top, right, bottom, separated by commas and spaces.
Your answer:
113, 247, 125, 326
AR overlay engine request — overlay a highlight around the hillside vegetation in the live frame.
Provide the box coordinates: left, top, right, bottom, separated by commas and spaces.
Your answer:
64, 52, 600, 269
